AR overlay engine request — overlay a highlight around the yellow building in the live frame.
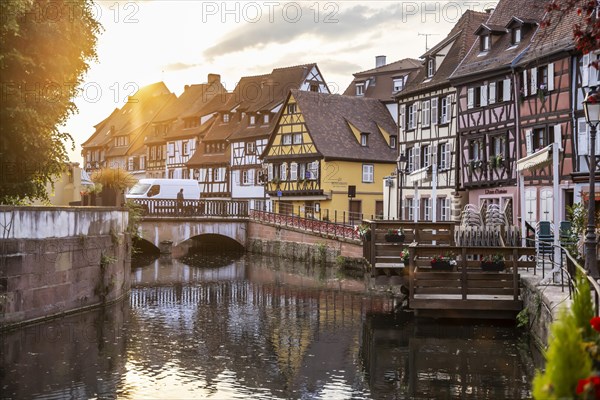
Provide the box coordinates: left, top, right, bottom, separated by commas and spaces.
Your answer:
262, 90, 398, 221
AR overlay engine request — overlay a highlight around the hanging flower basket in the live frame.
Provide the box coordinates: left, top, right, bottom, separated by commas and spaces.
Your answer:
430, 260, 454, 271
385, 233, 405, 243
481, 261, 505, 271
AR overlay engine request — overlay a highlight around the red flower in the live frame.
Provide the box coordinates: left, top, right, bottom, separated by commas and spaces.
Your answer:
591, 317, 600, 332
576, 376, 600, 398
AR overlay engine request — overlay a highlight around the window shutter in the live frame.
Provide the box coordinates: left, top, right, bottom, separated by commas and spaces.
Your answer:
281, 163, 287, 180
525, 129, 533, 155
578, 118, 589, 156
480, 84, 488, 106
467, 88, 474, 109
445, 95, 452, 122
268, 163, 273, 180
522, 70, 528, 97
290, 162, 297, 180
489, 82, 496, 104
583, 53, 590, 87
414, 145, 421, 169
431, 98, 438, 125
547, 63, 555, 91
553, 124, 561, 147
503, 79, 511, 101
399, 104, 405, 131
530, 67, 538, 95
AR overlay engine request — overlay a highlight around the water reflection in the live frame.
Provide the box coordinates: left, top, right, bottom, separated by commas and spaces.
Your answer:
1, 254, 535, 399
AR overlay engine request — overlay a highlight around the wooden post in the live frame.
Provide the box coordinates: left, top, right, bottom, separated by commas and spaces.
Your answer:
370, 221, 377, 272
461, 246, 467, 300
409, 245, 416, 302
513, 248, 519, 301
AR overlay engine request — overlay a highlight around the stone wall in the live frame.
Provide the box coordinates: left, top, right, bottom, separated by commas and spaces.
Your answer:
0, 207, 131, 328
247, 221, 364, 264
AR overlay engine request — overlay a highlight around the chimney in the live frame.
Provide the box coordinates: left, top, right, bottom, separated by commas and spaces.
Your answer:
376, 55, 386, 68
485, 8, 494, 14
208, 74, 221, 84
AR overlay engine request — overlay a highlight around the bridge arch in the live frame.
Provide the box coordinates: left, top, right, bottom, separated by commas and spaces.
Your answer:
139, 219, 247, 250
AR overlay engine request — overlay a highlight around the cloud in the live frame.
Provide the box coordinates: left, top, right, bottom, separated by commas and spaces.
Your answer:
162, 62, 199, 72
203, 4, 409, 60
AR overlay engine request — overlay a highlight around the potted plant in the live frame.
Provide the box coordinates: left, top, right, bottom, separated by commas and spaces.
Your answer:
356, 223, 371, 241
400, 247, 410, 265
385, 228, 405, 243
481, 253, 505, 271
430, 252, 457, 271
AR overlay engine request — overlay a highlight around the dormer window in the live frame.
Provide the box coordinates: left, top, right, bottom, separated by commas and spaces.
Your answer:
249, 115, 256, 125
393, 78, 404, 92
480, 35, 490, 52
390, 136, 397, 149
287, 104, 296, 114
511, 28, 521, 45
263, 114, 269, 124
360, 133, 368, 147
223, 113, 230, 123
427, 59, 435, 77
356, 83, 365, 96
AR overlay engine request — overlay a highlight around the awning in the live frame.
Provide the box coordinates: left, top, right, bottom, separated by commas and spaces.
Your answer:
516, 145, 552, 172
406, 165, 431, 185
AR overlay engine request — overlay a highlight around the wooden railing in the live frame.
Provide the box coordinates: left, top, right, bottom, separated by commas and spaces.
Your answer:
250, 209, 361, 241
134, 199, 249, 218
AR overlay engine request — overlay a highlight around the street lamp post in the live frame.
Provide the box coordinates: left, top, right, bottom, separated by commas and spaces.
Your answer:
396, 154, 407, 221
583, 86, 600, 279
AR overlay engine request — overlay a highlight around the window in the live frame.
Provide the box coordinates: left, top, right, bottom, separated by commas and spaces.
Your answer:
427, 59, 435, 77
293, 132, 302, 144
308, 161, 319, 180
282, 134, 292, 145
115, 136, 128, 146
393, 78, 404, 92
440, 96, 449, 123
280, 163, 287, 180
531, 127, 553, 151
492, 135, 505, 156
287, 104, 297, 114
250, 115, 256, 125
139, 156, 145, 170
511, 28, 521, 45
246, 141, 255, 154
263, 114, 270, 124
242, 169, 251, 185
356, 83, 364, 96
310, 83, 319, 92
440, 197, 450, 221
538, 65, 549, 91
407, 147, 415, 172
470, 140, 483, 161
422, 100, 430, 127
480, 35, 490, 52
408, 104, 417, 129
390, 136, 397, 149
438, 142, 450, 170
128, 158, 134, 171
361, 133, 368, 146
431, 98, 438, 125
214, 168, 224, 182
290, 162, 298, 181
183, 142, 189, 155
362, 164, 374, 182
223, 113, 230, 123
423, 198, 431, 221
406, 198, 414, 221
422, 145, 431, 168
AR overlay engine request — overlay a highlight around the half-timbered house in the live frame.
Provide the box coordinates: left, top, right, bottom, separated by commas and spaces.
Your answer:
81, 82, 174, 175
396, 10, 488, 222
514, 8, 579, 228
187, 64, 329, 203
144, 74, 227, 180
343, 57, 421, 124
262, 90, 398, 220
449, 0, 548, 224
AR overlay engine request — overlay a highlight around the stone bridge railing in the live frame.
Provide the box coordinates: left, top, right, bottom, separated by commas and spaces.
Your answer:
134, 199, 248, 218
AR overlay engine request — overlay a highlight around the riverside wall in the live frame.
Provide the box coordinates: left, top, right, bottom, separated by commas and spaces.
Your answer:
0, 207, 131, 329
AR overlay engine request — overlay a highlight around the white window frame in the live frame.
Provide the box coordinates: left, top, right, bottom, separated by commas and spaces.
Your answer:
308, 161, 319, 180
407, 147, 415, 172
290, 162, 298, 181
439, 142, 450, 170
362, 164, 374, 183
431, 98, 438, 125
250, 115, 256, 125
422, 100, 430, 127
282, 134, 292, 145
440, 197, 450, 221
361, 133, 368, 146
407, 198, 414, 221
263, 114, 270, 124
393, 78, 404, 92
427, 59, 434, 77
246, 141, 255, 154
440, 96, 448, 123
293, 132, 302, 144
422, 145, 431, 168
356, 83, 364, 96
423, 198, 431, 221
280, 163, 287, 180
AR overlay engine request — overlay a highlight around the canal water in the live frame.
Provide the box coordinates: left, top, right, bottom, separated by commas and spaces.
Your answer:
1, 253, 537, 399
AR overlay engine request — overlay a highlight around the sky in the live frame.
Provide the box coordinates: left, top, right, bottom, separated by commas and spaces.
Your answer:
63, 0, 499, 163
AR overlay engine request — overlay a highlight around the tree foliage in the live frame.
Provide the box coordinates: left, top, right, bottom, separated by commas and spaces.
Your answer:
0, 0, 101, 204
543, 0, 600, 55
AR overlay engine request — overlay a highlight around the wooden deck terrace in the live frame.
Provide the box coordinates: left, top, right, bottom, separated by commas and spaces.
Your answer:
364, 220, 537, 319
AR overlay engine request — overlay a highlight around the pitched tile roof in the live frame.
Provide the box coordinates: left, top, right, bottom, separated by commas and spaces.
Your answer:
450, 0, 549, 80
517, 5, 578, 66
186, 143, 230, 166
287, 90, 397, 162
342, 58, 421, 102
399, 10, 488, 97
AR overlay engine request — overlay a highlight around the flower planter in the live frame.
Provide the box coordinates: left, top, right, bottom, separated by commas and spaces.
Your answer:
481, 261, 505, 272
385, 233, 405, 243
430, 261, 453, 271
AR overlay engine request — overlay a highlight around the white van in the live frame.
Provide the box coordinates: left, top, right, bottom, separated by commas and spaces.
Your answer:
126, 179, 201, 200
